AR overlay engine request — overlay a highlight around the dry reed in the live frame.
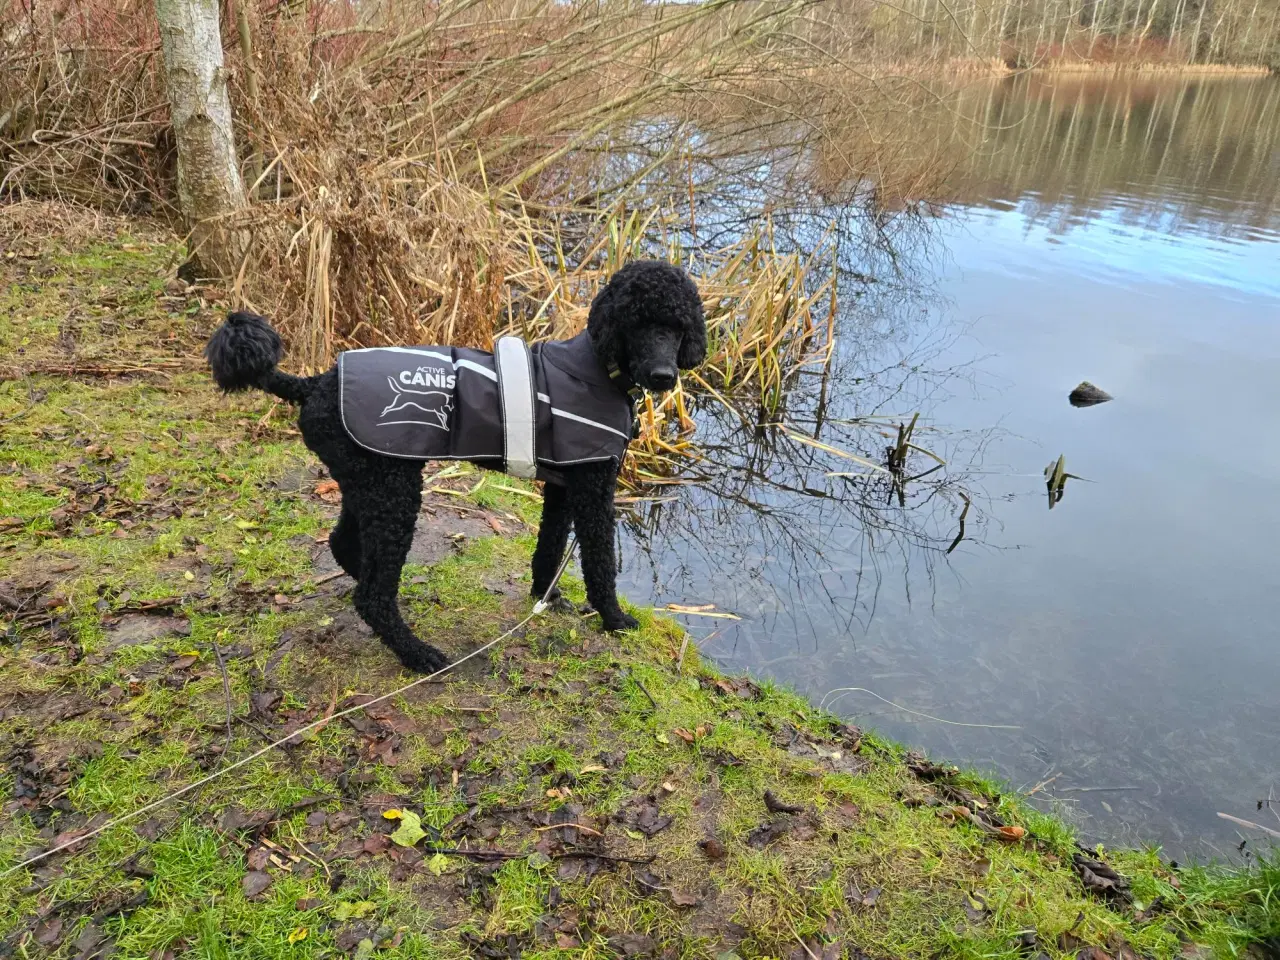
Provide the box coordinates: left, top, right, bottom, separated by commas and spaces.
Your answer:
1, 0, 957, 486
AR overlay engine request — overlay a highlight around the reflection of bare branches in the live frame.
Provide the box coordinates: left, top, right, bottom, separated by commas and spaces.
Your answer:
620, 309, 1001, 643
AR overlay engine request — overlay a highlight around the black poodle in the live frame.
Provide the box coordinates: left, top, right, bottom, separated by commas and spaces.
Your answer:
205, 260, 706, 673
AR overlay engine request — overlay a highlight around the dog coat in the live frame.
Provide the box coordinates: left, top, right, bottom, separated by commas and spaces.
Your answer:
337, 330, 636, 485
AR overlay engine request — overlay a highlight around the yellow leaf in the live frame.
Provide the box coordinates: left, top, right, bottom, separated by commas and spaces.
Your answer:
234, 519, 259, 530
428, 852, 450, 876
578, 764, 606, 775
382, 809, 403, 820
183, 570, 195, 581
655, 733, 670, 745
288, 927, 308, 944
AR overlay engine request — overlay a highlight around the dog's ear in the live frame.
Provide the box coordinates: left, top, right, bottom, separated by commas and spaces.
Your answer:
586, 281, 625, 367
677, 299, 707, 370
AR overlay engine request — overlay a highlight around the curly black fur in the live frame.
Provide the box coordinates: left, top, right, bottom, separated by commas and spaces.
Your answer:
204, 259, 706, 674
205, 311, 317, 403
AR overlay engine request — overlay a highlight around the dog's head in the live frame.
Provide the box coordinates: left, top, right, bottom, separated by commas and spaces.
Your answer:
586, 260, 707, 393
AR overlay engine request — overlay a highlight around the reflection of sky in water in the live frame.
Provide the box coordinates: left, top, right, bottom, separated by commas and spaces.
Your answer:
618, 77, 1280, 858
949, 200, 1280, 299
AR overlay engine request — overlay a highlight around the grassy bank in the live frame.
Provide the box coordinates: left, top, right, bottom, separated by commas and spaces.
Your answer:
3, 215, 1278, 960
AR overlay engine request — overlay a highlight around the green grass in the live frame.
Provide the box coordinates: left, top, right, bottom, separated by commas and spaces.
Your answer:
1, 220, 1276, 960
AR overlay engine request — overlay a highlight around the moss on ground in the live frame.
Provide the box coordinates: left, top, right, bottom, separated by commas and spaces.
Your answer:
1, 213, 1276, 960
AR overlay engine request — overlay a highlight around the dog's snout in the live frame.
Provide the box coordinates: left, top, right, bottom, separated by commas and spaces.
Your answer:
647, 365, 677, 391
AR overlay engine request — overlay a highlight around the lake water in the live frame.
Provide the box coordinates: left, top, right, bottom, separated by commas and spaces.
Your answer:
618, 74, 1280, 859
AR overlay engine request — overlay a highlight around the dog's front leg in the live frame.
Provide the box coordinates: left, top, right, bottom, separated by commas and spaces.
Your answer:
566, 462, 638, 632
530, 482, 575, 613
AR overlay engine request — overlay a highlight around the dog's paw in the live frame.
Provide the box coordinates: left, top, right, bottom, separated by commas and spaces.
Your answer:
549, 595, 577, 615
532, 586, 577, 615
602, 611, 640, 632
400, 645, 452, 675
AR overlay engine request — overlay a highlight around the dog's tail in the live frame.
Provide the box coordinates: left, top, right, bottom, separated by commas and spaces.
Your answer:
205, 311, 317, 404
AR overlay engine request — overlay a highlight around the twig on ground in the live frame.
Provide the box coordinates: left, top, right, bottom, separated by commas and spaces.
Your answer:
1026, 773, 1061, 797
0, 362, 188, 382
676, 631, 691, 672
209, 638, 234, 755
0, 377, 39, 425
624, 668, 658, 711
533, 823, 605, 837
1217, 812, 1280, 839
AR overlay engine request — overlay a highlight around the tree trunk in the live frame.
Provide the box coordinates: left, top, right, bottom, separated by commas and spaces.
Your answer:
154, 0, 247, 278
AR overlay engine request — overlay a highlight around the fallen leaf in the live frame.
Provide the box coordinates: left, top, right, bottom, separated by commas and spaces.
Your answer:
632, 797, 674, 837
670, 888, 701, 907
314, 480, 341, 503
428, 852, 450, 876
242, 870, 273, 899
746, 819, 791, 848
997, 824, 1027, 841
672, 728, 696, 743
332, 900, 378, 921
853, 885, 881, 908
699, 837, 728, 860
390, 810, 427, 847
579, 764, 607, 775
1072, 853, 1133, 905
353, 939, 376, 960
171, 654, 198, 670
250, 690, 282, 717
609, 933, 657, 957
33, 916, 63, 945
764, 789, 805, 815
963, 890, 989, 922
382, 809, 403, 820
247, 846, 271, 870
655, 732, 670, 745
288, 927, 309, 944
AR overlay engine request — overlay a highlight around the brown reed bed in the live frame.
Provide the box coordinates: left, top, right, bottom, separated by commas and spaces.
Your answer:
1, 0, 960, 488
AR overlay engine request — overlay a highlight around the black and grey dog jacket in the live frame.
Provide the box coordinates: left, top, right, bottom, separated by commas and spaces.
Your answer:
338, 330, 636, 485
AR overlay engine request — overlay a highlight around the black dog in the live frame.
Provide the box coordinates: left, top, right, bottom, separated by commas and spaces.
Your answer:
205, 260, 706, 673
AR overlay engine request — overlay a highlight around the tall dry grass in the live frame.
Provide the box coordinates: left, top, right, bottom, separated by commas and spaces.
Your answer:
1, 0, 953, 484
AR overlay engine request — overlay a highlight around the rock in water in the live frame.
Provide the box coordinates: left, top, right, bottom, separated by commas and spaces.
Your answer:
1069, 381, 1112, 407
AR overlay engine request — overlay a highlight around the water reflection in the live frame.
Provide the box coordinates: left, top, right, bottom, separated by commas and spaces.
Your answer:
945, 74, 1280, 240
618, 75, 1280, 859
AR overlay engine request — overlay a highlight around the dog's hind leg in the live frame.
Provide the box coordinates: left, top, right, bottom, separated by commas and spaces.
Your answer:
351, 465, 450, 673
565, 462, 638, 632
530, 482, 574, 612
328, 502, 362, 580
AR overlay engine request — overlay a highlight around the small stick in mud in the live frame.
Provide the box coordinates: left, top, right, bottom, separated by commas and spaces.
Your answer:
209, 638, 235, 756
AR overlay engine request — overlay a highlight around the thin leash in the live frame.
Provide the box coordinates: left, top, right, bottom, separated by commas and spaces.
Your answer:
1, 536, 579, 881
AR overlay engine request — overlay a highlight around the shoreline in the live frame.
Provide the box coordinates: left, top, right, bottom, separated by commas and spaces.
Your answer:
1, 213, 1276, 958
